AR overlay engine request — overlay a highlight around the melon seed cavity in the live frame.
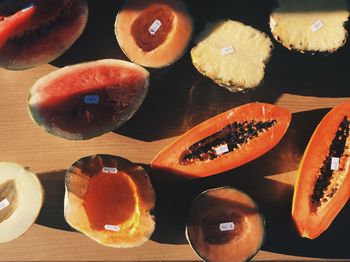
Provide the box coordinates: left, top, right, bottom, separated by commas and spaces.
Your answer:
131, 5, 174, 52
180, 119, 277, 165
311, 116, 350, 210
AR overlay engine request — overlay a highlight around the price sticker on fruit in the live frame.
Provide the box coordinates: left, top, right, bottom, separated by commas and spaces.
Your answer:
84, 95, 99, 104
310, 20, 324, 32
0, 198, 10, 211
220, 45, 235, 55
104, 225, 120, 232
102, 167, 118, 174
219, 222, 235, 231
149, 19, 162, 35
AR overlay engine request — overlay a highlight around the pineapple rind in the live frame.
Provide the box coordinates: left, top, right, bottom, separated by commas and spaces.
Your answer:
191, 20, 273, 92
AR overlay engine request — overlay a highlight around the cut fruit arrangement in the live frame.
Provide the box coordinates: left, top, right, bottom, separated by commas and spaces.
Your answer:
270, 0, 350, 53
1, 0, 350, 260
64, 154, 155, 248
292, 101, 350, 239
115, 0, 193, 68
191, 20, 273, 92
0, 0, 88, 70
186, 187, 265, 262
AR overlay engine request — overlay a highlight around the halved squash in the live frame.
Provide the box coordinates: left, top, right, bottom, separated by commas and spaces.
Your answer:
64, 154, 155, 248
292, 101, 350, 239
115, 0, 193, 68
0, 162, 44, 243
186, 187, 265, 262
151, 103, 291, 181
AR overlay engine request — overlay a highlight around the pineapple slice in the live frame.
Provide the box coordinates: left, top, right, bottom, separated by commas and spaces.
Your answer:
270, 0, 349, 53
191, 20, 273, 92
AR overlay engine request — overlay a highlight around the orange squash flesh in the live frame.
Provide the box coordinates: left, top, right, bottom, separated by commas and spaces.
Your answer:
151, 103, 291, 180
292, 101, 350, 239
115, 0, 193, 68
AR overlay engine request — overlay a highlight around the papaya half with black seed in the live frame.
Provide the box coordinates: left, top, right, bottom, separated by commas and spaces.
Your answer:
151, 103, 291, 181
292, 101, 350, 239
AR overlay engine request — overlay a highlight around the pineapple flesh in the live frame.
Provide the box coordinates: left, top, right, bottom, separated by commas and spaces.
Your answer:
270, 0, 349, 53
191, 20, 273, 92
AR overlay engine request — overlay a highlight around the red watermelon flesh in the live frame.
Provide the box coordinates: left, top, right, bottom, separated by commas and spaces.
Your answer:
28, 59, 149, 140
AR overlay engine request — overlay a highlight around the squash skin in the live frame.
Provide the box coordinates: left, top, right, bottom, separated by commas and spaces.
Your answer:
115, 0, 193, 69
292, 101, 350, 239
186, 187, 265, 262
151, 103, 291, 181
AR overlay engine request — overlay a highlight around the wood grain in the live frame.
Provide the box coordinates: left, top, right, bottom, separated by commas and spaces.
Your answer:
1, 0, 350, 260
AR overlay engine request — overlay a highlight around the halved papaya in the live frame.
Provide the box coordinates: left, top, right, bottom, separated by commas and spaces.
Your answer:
292, 101, 350, 239
115, 0, 193, 68
151, 103, 291, 180
64, 154, 156, 248
186, 187, 265, 262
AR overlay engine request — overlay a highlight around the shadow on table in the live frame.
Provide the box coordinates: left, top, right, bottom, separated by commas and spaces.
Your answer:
36, 169, 72, 231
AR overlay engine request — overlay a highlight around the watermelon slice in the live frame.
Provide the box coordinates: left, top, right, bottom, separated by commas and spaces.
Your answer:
28, 59, 149, 140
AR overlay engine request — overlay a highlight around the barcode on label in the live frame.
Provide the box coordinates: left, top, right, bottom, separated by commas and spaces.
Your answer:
219, 222, 235, 232
221, 46, 234, 55
84, 95, 99, 104
0, 198, 10, 211
331, 157, 340, 171
104, 225, 120, 232
102, 167, 118, 174
215, 144, 229, 155
149, 19, 162, 35
310, 20, 324, 32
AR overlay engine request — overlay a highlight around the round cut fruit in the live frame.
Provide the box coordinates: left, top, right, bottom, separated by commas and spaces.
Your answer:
191, 20, 273, 92
270, 0, 349, 53
115, 0, 193, 68
28, 59, 149, 140
0, 162, 44, 243
64, 155, 155, 248
292, 101, 350, 239
186, 187, 265, 262
0, 0, 88, 70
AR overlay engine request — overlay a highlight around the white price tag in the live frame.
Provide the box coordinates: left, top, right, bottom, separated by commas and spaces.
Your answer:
149, 19, 162, 35
220, 46, 234, 55
0, 198, 10, 211
102, 167, 118, 174
104, 225, 120, 232
84, 95, 99, 104
310, 20, 324, 32
219, 222, 235, 232
215, 144, 229, 155
331, 157, 340, 171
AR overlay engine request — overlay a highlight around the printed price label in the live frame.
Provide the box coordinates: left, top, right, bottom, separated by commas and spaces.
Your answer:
221, 46, 234, 55
310, 20, 324, 32
215, 144, 229, 155
84, 95, 99, 104
104, 225, 120, 232
0, 198, 10, 211
331, 157, 340, 171
102, 167, 118, 174
149, 19, 162, 35
219, 222, 235, 232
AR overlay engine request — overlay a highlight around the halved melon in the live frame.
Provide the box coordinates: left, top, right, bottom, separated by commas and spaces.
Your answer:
0, 162, 44, 243
292, 101, 350, 239
151, 103, 291, 181
186, 187, 265, 262
115, 0, 193, 68
28, 59, 149, 140
0, 0, 88, 70
191, 20, 273, 92
270, 0, 349, 53
64, 154, 155, 248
